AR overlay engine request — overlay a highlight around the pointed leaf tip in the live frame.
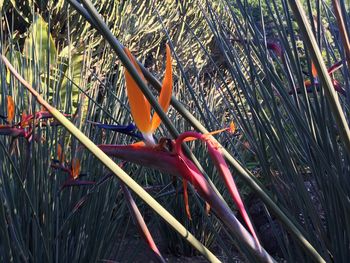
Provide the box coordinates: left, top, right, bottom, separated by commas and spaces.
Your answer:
151, 43, 173, 132
121, 183, 166, 262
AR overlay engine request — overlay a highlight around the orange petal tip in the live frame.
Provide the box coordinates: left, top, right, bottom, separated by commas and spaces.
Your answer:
71, 158, 80, 179
57, 144, 65, 164
229, 122, 236, 133
311, 62, 318, 78
183, 180, 192, 220
150, 43, 173, 132
7, 95, 15, 123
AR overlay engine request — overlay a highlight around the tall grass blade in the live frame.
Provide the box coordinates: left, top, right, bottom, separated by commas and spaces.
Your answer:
332, 0, 350, 68
288, 0, 350, 157
0, 54, 221, 263
69, 1, 326, 260
120, 182, 165, 263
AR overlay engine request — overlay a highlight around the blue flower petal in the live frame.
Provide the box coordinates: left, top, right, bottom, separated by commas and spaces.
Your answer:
89, 121, 143, 139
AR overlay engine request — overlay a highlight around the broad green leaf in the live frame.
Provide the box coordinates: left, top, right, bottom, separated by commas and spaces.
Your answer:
21, 14, 57, 103
58, 45, 84, 112
23, 15, 56, 70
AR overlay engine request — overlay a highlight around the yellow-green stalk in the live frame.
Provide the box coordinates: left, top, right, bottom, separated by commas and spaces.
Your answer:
0, 54, 221, 263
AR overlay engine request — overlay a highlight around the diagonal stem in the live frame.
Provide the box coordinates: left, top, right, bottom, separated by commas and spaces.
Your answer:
0, 54, 221, 263
331, 0, 350, 69
72, 0, 229, 215
288, 0, 350, 158
139, 52, 326, 263
67, 1, 325, 261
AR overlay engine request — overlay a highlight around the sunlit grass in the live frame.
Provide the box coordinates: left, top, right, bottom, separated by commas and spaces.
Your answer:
0, 0, 349, 262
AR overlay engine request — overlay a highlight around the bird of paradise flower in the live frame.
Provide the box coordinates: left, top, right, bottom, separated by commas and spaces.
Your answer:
50, 143, 95, 190
289, 61, 346, 96
97, 44, 275, 261
0, 95, 71, 140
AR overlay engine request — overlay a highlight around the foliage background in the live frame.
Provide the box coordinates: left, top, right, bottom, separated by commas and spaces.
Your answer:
0, 0, 349, 262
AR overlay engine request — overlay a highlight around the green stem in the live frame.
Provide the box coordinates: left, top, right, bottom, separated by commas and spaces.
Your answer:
74, 0, 233, 226
140, 60, 326, 263
0, 54, 221, 263
288, 0, 350, 158
67, 1, 325, 261
331, 0, 350, 68
79, 0, 179, 139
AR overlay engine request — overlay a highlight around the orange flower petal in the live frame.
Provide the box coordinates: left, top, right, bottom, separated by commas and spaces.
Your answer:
183, 179, 192, 220
206, 127, 229, 137
151, 44, 173, 132
57, 144, 65, 164
21, 111, 30, 128
229, 121, 236, 133
182, 136, 197, 142
7, 95, 14, 123
183, 122, 235, 142
311, 62, 317, 78
304, 80, 312, 87
71, 158, 80, 179
124, 48, 151, 133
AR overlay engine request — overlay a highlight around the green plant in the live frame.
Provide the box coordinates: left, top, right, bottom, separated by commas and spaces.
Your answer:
1, 0, 349, 262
